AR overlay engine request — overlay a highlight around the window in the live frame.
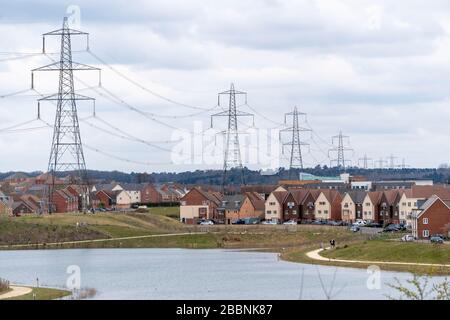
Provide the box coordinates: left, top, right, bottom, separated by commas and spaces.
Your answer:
423, 218, 429, 225
266, 210, 272, 214
407, 202, 411, 207
324, 210, 329, 214
269, 202, 276, 206
273, 210, 277, 214
318, 210, 322, 214
423, 230, 430, 238
292, 210, 297, 215
319, 202, 326, 206
365, 203, 370, 207
402, 202, 406, 206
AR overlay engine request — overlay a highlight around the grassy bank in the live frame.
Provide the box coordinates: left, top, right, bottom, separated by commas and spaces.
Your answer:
282, 241, 450, 275
5, 287, 71, 300
321, 241, 450, 264
0, 212, 364, 250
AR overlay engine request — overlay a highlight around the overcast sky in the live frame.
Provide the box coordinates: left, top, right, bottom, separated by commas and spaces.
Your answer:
1, 0, 450, 173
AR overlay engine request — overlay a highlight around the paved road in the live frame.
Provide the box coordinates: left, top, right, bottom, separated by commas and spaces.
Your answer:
0, 286, 32, 300
306, 248, 450, 268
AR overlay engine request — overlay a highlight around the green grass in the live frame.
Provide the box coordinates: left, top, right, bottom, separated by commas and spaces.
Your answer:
5, 287, 71, 300
321, 240, 450, 264
147, 206, 179, 217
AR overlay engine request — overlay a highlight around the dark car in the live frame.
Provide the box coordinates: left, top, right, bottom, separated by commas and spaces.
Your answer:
431, 234, 446, 240
366, 222, 383, 228
383, 224, 400, 232
430, 236, 444, 244
328, 220, 344, 226
311, 220, 326, 225
232, 219, 246, 225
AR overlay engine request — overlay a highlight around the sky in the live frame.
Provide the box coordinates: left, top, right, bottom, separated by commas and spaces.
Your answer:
1, 0, 450, 173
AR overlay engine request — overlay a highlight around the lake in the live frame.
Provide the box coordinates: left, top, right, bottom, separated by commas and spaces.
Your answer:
0, 248, 444, 299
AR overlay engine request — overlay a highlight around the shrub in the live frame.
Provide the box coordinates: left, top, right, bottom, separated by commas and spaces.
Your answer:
0, 278, 10, 293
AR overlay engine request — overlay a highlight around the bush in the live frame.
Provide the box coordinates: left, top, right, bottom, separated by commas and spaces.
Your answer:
0, 278, 10, 293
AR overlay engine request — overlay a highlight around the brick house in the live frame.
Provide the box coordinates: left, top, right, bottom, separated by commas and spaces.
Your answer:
378, 190, 401, 225
412, 195, 450, 239
398, 185, 450, 227
12, 201, 35, 216
239, 192, 265, 220
96, 190, 119, 209
218, 194, 245, 224
282, 189, 318, 222
264, 191, 288, 223
361, 191, 381, 222
51, 189, 78, 213
314, 190, 343, 221
341, 190, 366, 222
180, 187, 222, 224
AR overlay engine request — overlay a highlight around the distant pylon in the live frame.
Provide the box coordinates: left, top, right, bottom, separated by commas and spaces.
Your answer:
398, 158, 410, 169
328, 131, 353, 170
358, 154, 373, 169
211, 84, 254, 192
32, 17, 100, 213
279, 107, 311, 178
387, 154, 397, 169
375, 157, 388, 169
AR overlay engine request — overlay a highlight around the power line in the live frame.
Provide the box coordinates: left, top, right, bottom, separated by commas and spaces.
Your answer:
88, 50, 212, 111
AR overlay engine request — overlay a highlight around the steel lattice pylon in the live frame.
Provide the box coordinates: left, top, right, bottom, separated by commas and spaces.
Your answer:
329, 131, 353, 170
32, 17, 99, 213
280, 107, 311, 179
211, 84, 254, 192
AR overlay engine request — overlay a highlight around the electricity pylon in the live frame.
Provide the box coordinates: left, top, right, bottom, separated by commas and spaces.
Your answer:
32, 17, 100, 213
328, 131, 353, 170
387, 154, 397, 169
375, 157, 388, 169
279, 106, 311, 179
358, 154, 373, 169
211, 84, 254, 192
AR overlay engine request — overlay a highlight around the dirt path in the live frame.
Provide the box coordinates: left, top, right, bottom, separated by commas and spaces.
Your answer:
306, 248, 450, 268
0, 286, 32, 300
0, 231, 208, 249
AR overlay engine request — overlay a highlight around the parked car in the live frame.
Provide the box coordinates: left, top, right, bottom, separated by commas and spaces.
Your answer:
311, 220, 326, 225
431, 234, 446, 240
353, 220, 367, 227
350, 225, 360, 232
283, 220, 297, 225
365, 222, 382, 228
430, 236, 444, 244
231, 219, 245, 225
383, 224, 400, 232
261, 220, 278, 225
401, 234, 415, 242
199, 220, 214, 225
328, 220, 344, 226
393, 223, 407, 231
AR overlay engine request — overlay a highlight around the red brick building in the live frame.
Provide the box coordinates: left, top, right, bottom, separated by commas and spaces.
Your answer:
180, 187, 222, 224
96, 190, 119, 209
412, 195, 450, 239
51, 189, 78, 213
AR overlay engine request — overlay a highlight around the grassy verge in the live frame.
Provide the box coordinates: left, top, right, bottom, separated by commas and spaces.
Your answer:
4, 287, 71, 300
321, 240, 450, 264
281, 241, 450, 276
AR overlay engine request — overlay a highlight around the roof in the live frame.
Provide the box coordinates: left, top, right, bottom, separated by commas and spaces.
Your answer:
220, 194, 245, 210
288, 189, 310, 204
244, 192, 265, 211
382, 190, 400, 205
271, 191, 288, 204
319, 189, 341, 203
93, 183, 119, 192
241, 185, 278, 195
404, 185, 450, 199
417, 195, 450, 218
192, 187, 222, 206
367, 191, 382, 204
346, 190, 367, 204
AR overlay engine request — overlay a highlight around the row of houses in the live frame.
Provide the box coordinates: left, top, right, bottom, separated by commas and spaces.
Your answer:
179, 184, 450, 239
0, 173, 187, 214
